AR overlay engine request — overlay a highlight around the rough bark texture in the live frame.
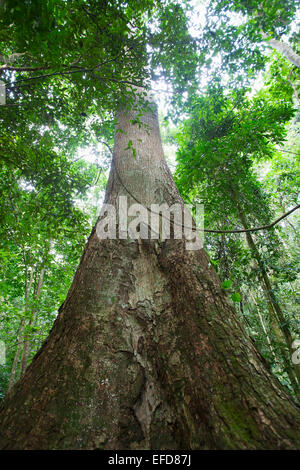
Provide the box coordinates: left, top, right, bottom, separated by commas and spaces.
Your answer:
0, 90, 300, 449
8, 268, 34, 392
20, 266, 45, 376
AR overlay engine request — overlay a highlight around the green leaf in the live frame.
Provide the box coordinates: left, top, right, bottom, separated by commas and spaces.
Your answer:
231, 293, 241, 302
221, 280, 232, 289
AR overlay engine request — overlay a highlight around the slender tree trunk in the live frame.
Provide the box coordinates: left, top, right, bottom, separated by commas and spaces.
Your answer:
7, 268, 34, 392
250, 292, 276, 361
19, 267, 45, 376
7, 320, 25, 393
230, 188, 300, 396
1, 90, 300, 449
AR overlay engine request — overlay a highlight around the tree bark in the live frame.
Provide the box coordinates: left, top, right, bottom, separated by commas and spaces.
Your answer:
0, 90, 300, 449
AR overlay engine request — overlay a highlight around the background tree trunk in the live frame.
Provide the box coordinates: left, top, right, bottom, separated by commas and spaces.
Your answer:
7, 267, 34, 393
250, 292, 276, 361
20, 266, 45, 376
230, 186, 300, 397
0, 90, 300, 450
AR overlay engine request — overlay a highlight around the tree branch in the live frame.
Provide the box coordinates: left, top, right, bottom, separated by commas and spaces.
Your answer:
260, 31, 300, 68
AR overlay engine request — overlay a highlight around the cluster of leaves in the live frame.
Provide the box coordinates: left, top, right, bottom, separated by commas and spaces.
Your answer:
175, 79, 294, 217
199, 0, 299, 82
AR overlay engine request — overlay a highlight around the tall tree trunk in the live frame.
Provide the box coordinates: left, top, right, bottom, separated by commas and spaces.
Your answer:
230, 187, 300, 397
0, 90, 300, 449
